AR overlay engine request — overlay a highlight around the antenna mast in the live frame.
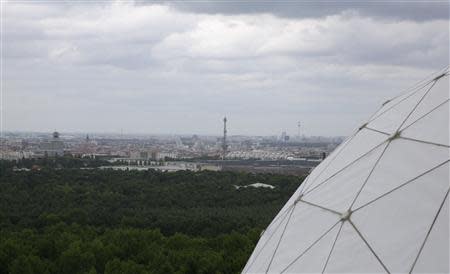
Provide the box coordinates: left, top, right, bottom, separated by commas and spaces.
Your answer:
222, 117, 227, 159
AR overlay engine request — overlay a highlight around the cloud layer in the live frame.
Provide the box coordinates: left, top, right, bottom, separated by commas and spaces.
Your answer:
4, 1, 449, 136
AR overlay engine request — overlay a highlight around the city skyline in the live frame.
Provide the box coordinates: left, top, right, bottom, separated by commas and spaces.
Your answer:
2, 128, 345, 139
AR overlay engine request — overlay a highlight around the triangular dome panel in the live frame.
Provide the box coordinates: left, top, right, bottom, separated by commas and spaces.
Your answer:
323, 222, 387, 273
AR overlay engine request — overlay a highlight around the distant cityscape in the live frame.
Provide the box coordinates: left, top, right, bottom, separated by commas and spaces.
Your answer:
0, 120, 344, 176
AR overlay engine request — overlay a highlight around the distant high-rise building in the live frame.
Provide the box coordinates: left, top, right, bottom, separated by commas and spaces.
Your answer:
39, 131, 64, 157
280, 131, 289, 142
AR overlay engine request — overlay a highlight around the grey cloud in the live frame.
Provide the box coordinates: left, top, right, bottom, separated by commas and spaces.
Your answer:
3, 1, 449, 136
162, 1, 448, 21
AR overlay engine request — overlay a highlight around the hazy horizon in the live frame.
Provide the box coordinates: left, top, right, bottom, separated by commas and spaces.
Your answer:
3, 129, 347, 139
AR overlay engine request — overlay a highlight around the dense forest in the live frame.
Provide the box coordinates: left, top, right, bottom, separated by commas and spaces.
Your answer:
0, 163, 304, 274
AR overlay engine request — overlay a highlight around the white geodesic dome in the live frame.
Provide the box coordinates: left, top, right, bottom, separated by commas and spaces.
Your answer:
243, 68, 449, 274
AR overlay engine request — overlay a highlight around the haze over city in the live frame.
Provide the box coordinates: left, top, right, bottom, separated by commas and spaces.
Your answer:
3, 0, 448, 136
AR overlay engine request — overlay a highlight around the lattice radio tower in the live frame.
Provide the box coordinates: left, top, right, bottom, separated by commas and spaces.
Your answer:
222, 117, 228, 159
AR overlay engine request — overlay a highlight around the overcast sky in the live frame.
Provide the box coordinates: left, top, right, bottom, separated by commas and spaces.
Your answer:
3, 0, 449, 136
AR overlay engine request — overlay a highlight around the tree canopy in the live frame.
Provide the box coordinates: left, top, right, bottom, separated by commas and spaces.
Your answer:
0, 165, 304, 273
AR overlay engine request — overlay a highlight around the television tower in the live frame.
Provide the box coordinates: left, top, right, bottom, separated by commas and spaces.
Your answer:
297, 121, 301, 139
222, 117, 228, 159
